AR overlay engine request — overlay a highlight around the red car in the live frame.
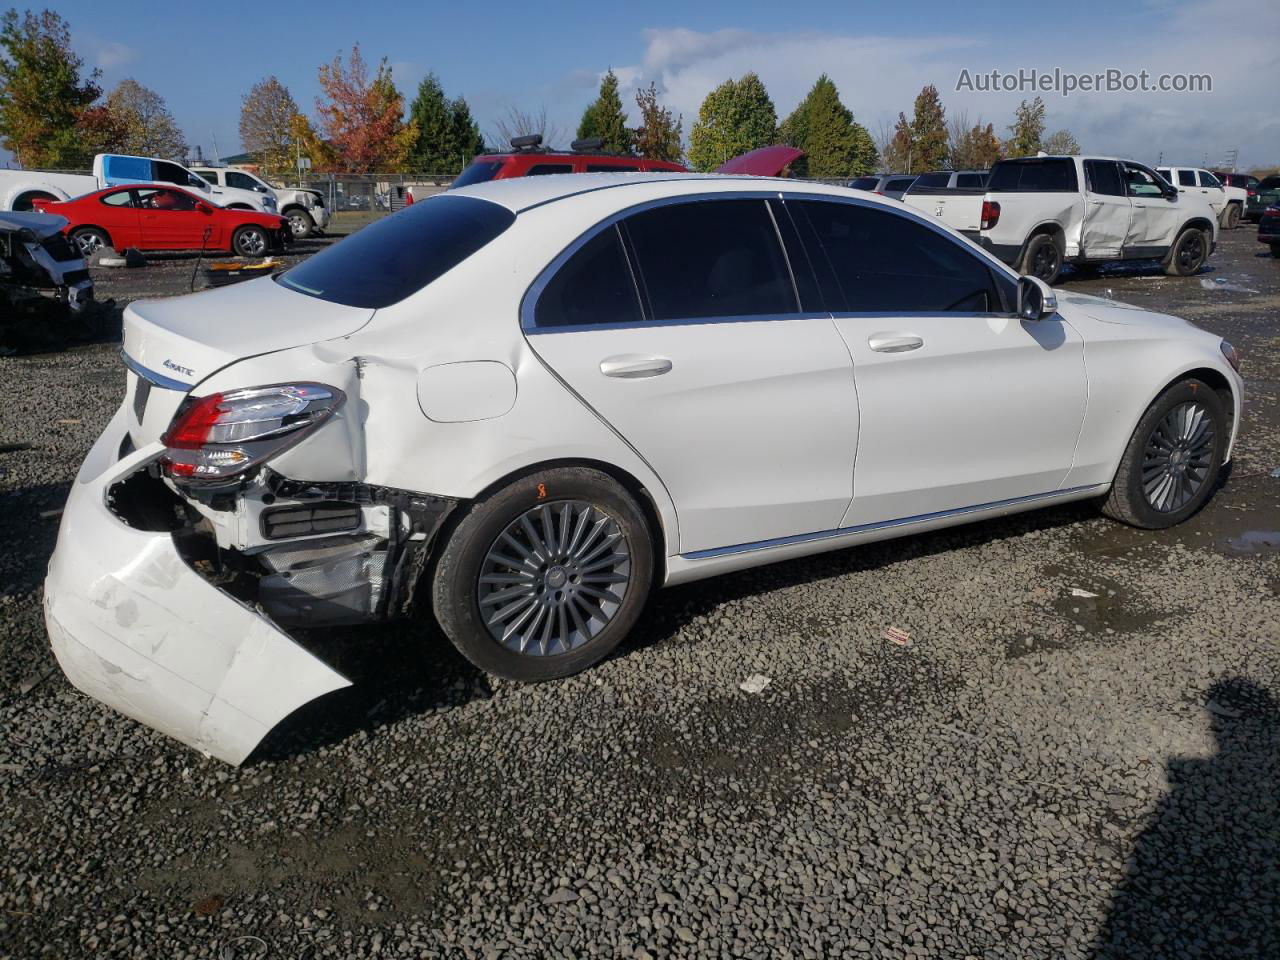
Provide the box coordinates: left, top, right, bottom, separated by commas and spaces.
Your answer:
451, 136, 689, 188
33, 184, 292, 258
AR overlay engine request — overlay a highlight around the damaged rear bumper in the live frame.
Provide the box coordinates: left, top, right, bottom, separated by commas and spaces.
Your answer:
43, 408, 357, 765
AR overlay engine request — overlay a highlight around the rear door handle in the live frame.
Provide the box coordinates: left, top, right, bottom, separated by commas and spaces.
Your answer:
868, 334, 924, 354
599, 355, 673, 378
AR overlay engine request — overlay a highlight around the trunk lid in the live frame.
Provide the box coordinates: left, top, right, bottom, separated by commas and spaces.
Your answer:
122, 275, 374, 447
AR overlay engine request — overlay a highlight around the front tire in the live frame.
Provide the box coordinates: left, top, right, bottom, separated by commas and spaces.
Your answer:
285, 208, 315, 238
1223, 203, 1242, 230
1021, 234, 1063, 285
231, 225, 268, 257
1102, 379, 1227, 529
432, 467, 654, 681
1164, 228, 1208, 276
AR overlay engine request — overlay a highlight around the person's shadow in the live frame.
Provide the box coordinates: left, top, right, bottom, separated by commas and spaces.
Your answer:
1095, 679, 1280, 958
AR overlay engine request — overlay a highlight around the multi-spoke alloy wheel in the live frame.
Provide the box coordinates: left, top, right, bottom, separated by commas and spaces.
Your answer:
1103, 379, 1227, 529
1141, 402, 1216, 513
478, 501, 631, 657
432, 467, 653, 681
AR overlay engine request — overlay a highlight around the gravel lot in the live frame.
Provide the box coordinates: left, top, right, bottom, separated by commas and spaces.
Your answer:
1, 222, 1278, 959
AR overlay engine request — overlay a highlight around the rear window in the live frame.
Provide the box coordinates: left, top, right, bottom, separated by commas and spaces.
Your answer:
277, 195, 515, 308
987, 158, 1078, 192
956, 173, 986, 189
911, 173, 951, 189
1260, 177, 1280, 189
451, 160, 505, 189
885, 178, 916, 192
848, 177, 880, 190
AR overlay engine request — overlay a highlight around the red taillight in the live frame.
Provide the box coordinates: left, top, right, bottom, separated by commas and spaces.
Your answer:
981, 200, 1001, 230
160, 383, 343, 482
163, 392, 225, 449
1248, 188, 1256, 196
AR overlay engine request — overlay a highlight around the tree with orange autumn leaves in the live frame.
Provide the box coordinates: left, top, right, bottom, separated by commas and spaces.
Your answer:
314, 44, 416, 173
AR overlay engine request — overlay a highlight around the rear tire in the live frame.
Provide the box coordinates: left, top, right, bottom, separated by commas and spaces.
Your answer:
1021, 234, 1063, 285
431, 467, 653, 681
1164, 228, 1208, 276
1102, 379, 1227, 529
1224, 203, 1242, 230
231, 225, 268, 257
285, 208, 315, 238
70, 226, 110, 258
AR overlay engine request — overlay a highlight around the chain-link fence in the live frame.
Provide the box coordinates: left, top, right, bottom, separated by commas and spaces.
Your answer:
288, 173, 455, 214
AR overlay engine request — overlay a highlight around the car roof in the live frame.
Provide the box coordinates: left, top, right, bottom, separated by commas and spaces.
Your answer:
446, 171, 913, 215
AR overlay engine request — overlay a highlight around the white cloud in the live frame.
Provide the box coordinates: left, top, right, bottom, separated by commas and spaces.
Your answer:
91, 40, 136, 70
592, 0, 1279, 169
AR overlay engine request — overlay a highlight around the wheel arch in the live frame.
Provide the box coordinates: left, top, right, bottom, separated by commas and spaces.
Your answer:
1178, 216, 1216, 238
1016, 221, 1066, 266
10, 187, 66, 211
1113, 364, 1238, 477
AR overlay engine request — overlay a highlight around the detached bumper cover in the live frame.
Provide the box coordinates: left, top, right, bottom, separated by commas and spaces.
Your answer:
44, 408, 351, 764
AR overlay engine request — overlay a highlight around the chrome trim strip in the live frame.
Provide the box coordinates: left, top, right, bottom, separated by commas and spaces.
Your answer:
682, 485, 1102, 560
120, 350, 191, 391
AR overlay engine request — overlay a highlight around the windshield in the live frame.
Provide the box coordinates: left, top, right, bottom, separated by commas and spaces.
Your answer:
277, 195, 515, 308
451, 160, 505, 189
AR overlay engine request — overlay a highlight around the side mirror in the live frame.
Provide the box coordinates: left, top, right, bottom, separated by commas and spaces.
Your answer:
1017, 275, 1057, 321
1165, 185, 1179, 199
196, 201, 214, 214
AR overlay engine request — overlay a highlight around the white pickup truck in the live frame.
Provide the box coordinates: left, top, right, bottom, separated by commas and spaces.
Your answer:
904, 154, 1219, 284
0, 154, 276, 215
191, 166, 329, 238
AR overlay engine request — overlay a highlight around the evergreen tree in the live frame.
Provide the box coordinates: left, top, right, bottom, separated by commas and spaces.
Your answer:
778, 75, 877, 178
687, 72, 777, 172
577, 69, 631, 153
408, 73, 454, 171
1006, 97, 1046, 157
910, 84, 948, 171
448, 97, 484, 171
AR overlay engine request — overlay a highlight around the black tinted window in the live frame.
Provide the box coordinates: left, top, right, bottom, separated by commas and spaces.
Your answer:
885, 178, 916, 192
1085, 160, 1125, 197
527, 164, 574, 176
987, 158, 1078, 192
1260, 177, 1280, 189
451, 161, 504, 188
956, 173, 986, 188
278, 195, 514, 308
1198, 170, 1221, 188
535, 225, 642, 328
795, 200, 1004, 313
912, 173, 951, 188
848, 177, 879, 190
1178, 170, 1196, 186
623, 199, 796, 320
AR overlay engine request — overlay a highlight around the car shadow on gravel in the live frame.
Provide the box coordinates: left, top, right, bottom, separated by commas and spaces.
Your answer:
622, 499, 1099, 659
1093, 678, 1280, 959
248, 619, 492, 765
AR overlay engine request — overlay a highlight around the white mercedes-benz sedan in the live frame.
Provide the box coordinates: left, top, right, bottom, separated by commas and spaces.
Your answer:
44, 173, 1243, 763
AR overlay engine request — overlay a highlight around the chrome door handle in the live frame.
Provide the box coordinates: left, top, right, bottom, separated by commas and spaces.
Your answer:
868, 334, 924, 354
599, 355, 673, 378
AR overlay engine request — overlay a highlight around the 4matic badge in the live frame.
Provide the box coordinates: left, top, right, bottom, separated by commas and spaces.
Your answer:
163, 359, 195, 378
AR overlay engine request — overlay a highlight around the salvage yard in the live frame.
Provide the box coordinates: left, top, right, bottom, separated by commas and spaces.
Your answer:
2, 225, 1279, 958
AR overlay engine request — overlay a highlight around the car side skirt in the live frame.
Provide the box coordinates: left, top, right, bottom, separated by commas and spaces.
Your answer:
663, 483, 1109, 586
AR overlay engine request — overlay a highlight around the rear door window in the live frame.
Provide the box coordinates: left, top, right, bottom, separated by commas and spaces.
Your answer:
1178, 170, 1196, 187
278, 195, 515, 308
622, 198, 798, 320
534, 225, 643, 328
793, 199, 1006, 313
987, 158, 1078, 192
1084, 160, 1126, 197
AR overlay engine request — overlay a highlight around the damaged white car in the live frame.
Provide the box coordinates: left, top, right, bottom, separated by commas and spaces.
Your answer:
45, 174, 1243, 764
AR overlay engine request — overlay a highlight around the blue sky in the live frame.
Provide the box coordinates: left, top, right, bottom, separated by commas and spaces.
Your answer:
31, 0, 1280, 170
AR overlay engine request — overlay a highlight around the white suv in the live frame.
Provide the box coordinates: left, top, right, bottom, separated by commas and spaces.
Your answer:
1157, 167, 1237, 228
